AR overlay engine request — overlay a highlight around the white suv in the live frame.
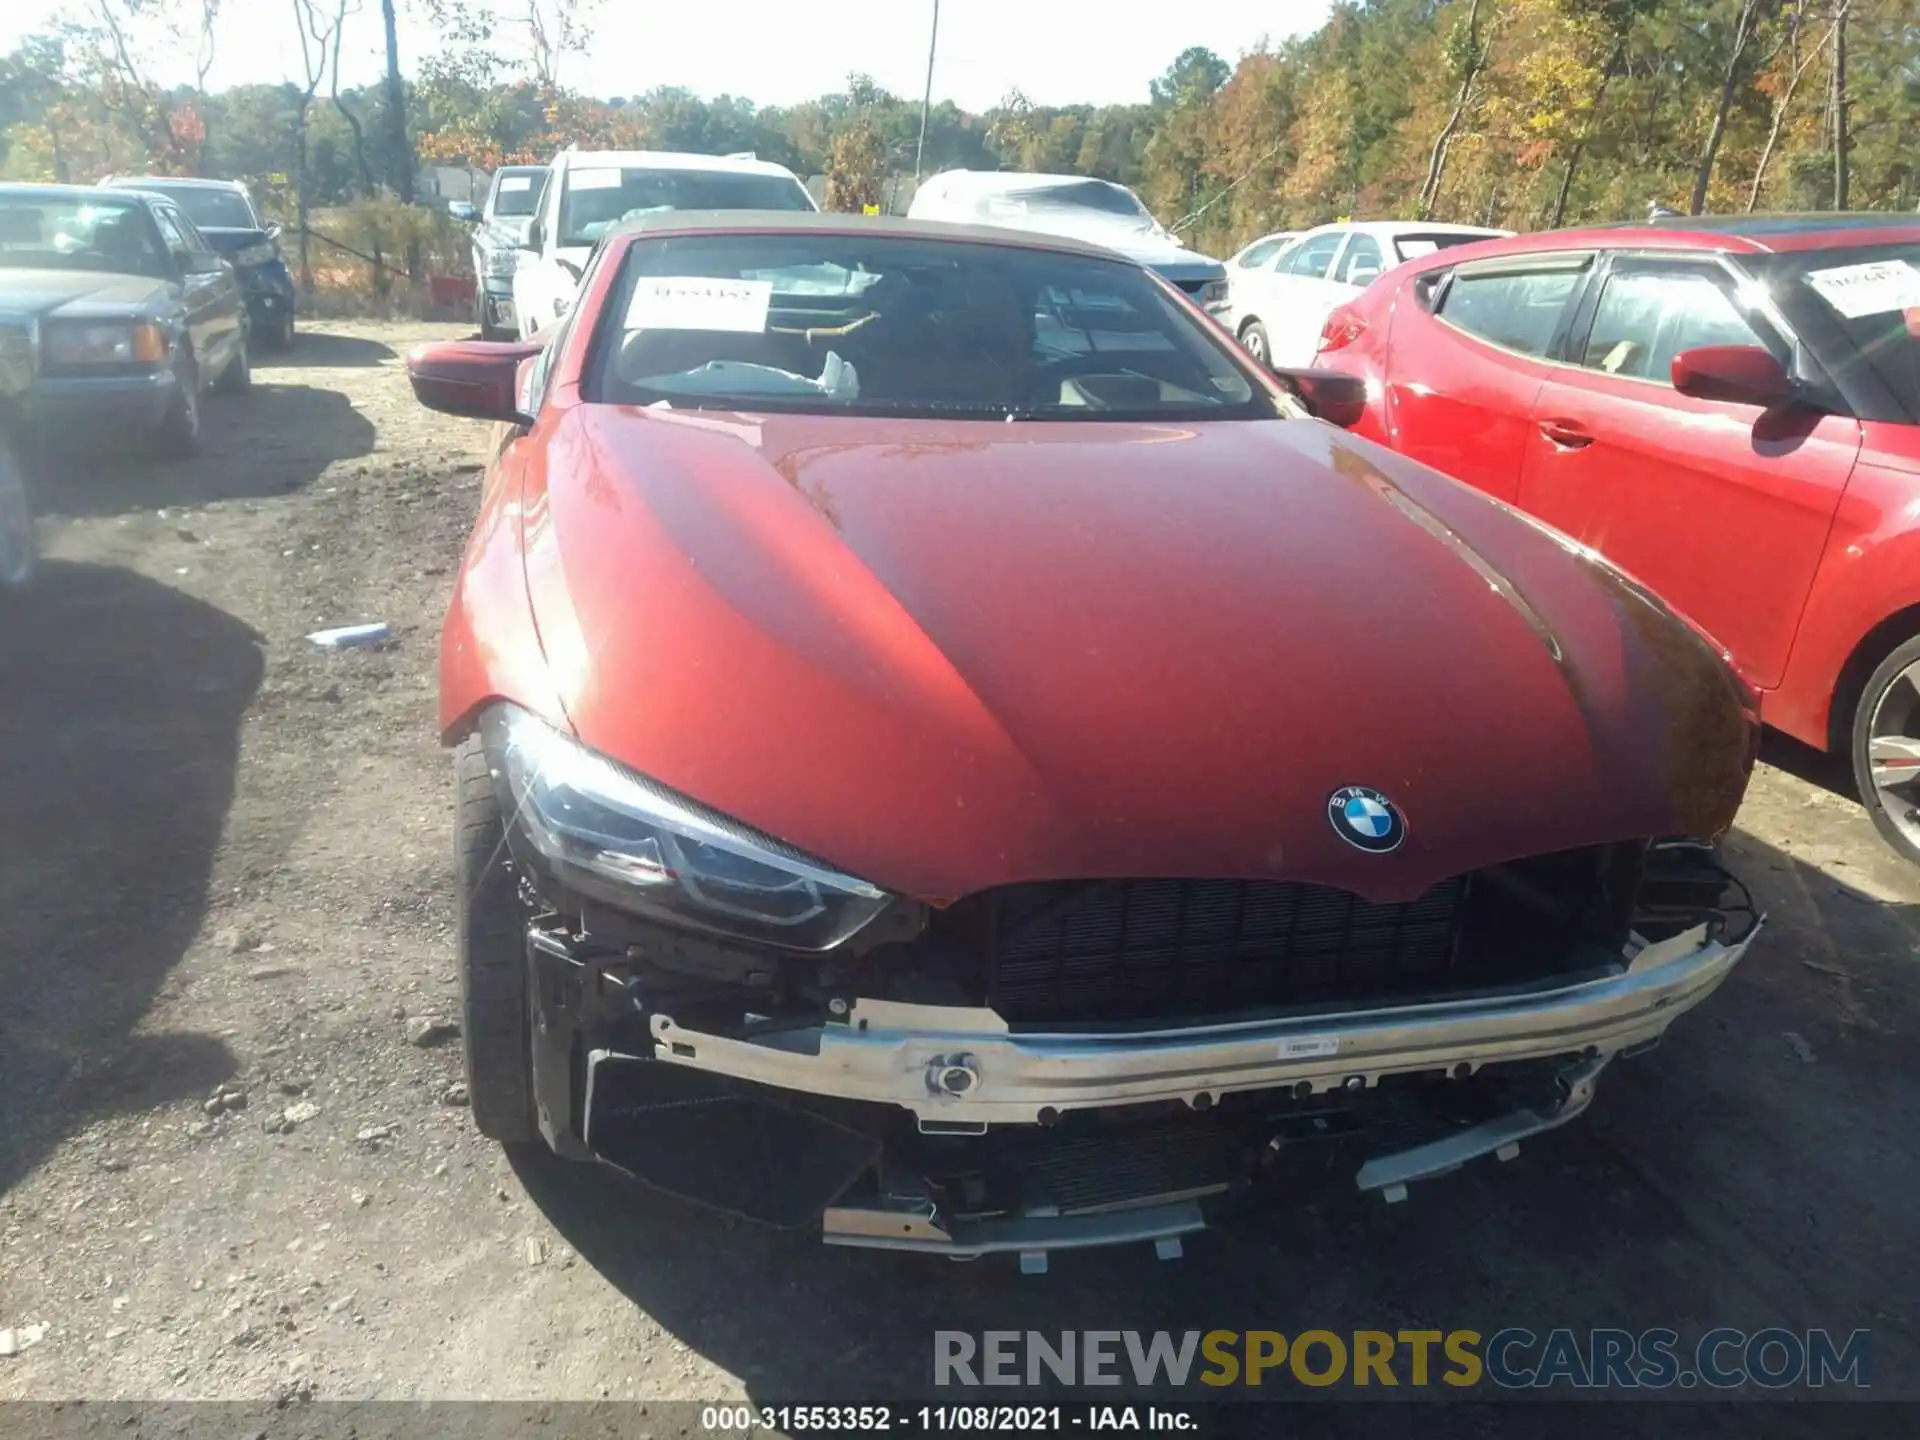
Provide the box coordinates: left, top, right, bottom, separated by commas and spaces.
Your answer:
512, 149, 816, 340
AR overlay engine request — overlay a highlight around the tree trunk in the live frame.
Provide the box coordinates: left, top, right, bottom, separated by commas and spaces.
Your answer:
331, 19, 376, 199
294, 109, 313, 296
1418, 0, 1487, 221
1829, 2, 1848, 209
381, 0, 415, 204
1691, 0, 1761, 216
1549, 43, 1625, 229
1748, 1, 1842, 211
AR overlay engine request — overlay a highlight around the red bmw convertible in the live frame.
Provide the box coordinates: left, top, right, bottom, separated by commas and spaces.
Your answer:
407, 212, 1763, 1268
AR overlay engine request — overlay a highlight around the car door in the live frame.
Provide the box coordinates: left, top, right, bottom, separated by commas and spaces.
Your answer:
1519, 253, 1865, 689
1383, 251, 1594, 503
512, 170, 575, 339
1245, 228, 1347, 366
1223, 235, 1292, 332
173, 211, 245, 359
151, 204, 234, 378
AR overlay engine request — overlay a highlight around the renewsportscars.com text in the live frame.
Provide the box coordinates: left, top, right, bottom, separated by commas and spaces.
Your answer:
933, 1328, 1871, 1391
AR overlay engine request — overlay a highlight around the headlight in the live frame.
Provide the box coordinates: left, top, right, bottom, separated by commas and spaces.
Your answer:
485, 248, 519, 279
486, 705, 891, 950
44, 322, 167, 367
235, 241, 278, 266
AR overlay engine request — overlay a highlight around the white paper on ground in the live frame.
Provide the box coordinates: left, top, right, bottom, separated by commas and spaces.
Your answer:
1804, 259, 1920, 319
625, 276, 773, 332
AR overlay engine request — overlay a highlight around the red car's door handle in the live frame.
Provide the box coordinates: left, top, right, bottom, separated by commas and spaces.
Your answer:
1538, 418, 1596, 449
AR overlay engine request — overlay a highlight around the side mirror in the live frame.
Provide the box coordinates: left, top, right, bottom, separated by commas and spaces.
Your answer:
1671, 345, 1794, 407
448, 201, 478, 223
406, 339, 544, 423
520, 217, 544, 252
1347, 265, 1382, 287
265, 221, 283, 242
1273, 367, 1368, 429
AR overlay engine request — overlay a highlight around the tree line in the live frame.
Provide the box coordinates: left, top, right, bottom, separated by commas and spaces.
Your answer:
1, 0, 1914, 266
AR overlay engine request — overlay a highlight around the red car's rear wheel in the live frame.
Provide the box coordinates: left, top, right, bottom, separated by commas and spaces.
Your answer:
1854, 635, 1920, 867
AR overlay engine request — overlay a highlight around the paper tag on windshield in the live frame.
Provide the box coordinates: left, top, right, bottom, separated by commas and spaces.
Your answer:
568, 168, 621, 191
500, 176, 532, 192
1804, 259, 1920, 318
625, 276, 772, 332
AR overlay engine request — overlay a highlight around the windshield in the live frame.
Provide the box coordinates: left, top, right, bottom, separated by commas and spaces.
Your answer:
975, 180, 1152, 225
589, 232, 1274, 422
558, 167, 813, 247
1393, 231, 1498, 262
1752, 243, 1920, 420
491, 169, 545, 217
0, 194, 169, 277
128, 183, 258, 230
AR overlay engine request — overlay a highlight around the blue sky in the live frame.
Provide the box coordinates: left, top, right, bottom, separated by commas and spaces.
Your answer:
1, 0, 1334, 111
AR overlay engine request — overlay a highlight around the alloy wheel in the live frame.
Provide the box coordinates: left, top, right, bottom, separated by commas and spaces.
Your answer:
1866, 657, 1920, 854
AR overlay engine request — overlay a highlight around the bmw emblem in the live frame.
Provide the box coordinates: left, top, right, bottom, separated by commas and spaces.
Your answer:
1327, 785, 1406, 854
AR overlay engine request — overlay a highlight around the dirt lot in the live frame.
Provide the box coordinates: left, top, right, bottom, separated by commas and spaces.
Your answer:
1, 321, 1917, 1420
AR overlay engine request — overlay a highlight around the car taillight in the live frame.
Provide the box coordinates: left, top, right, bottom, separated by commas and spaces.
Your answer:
1319, 309, 1365, 353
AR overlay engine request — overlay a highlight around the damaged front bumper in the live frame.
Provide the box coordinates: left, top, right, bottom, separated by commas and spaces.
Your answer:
530, 914, 1760, 1267
646, 922, 1752, 1129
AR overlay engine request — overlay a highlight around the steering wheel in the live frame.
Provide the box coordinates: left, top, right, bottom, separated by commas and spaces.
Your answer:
1019, 351, 1155, 407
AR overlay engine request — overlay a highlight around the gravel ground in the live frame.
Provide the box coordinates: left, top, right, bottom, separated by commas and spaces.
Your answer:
0, 322, 1916, 1424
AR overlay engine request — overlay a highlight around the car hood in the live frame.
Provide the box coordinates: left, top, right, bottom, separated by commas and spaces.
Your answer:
483, 215, 537, 246
518, 409, 1753, 903
1001, 211, 1221, 272
0, 267, 171, 318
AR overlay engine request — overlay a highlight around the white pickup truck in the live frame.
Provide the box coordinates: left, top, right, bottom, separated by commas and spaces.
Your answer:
511, 148, 816, 341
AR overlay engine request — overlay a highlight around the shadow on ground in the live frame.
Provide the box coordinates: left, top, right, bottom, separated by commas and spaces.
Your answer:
511, 823, 1919, 1420
1759, 728, 1856, 803
30, 381, 377, 518
0, 561, 262, 1198
251, 331, 397, 369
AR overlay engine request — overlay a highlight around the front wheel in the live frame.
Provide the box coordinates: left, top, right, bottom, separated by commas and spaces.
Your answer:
1239, 319, 1271, 369
455, 732, 539, 1143
1853, 636, 1920, 866
0, 434, 34, 590
156, 354, 200, 460
214, 326, 252, 395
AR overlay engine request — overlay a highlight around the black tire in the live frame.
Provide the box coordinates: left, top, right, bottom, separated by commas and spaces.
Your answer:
1851, 634, 1920, 867
156, 353, 201, 460
214, 327, 252, 395
455, 732, 539, 1142
0, 434, 34, 591
1240, 319, 1272, 369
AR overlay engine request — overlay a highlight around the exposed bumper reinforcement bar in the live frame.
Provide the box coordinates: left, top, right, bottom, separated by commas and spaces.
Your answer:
649, 922, 1759, 1127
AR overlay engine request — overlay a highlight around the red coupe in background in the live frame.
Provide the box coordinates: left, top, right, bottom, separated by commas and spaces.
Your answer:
1311, 214, 1920, 862
406, 212, 1761, 1267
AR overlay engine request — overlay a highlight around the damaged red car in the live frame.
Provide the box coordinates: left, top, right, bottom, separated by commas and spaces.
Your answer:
407, 213, 1764, 1269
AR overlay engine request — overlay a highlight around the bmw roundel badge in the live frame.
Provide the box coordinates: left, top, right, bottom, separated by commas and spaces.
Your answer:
1327, 785, 1406, 854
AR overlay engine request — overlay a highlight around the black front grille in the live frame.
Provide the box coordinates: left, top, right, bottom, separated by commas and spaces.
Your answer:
986, 876, 1468, 1025
1172, 278, 1207, 295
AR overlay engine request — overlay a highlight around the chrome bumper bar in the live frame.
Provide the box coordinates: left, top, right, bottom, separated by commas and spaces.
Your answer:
650, 921, 1759, 1128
